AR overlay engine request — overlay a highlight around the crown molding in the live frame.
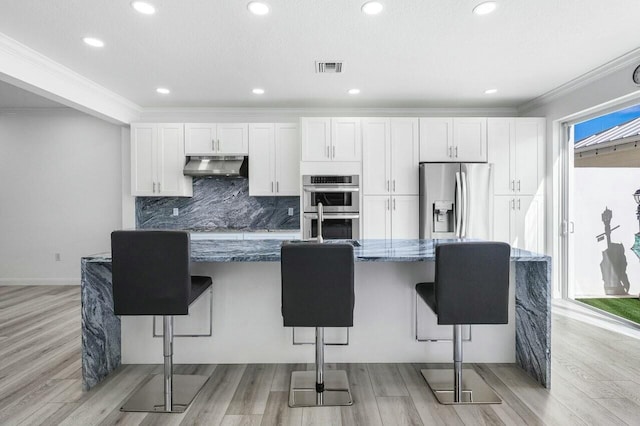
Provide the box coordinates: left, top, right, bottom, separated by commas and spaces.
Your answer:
139, 106, 518, 121
0, 32, 141, 124
518, 47, 640, 115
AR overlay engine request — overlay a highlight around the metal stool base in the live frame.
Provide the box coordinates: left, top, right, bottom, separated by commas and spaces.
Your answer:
120, 374, 209, 413
289, 370, 353, 407
421, 368, 502, 405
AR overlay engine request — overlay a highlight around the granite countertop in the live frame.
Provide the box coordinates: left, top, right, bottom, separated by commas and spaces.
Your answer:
83, 239, 549, 263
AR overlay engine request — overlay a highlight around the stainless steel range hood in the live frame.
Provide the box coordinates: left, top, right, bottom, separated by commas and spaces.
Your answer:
183, 156, 247, 177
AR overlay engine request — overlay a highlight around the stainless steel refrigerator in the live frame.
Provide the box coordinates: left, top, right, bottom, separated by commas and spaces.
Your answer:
419, 163, 493, 239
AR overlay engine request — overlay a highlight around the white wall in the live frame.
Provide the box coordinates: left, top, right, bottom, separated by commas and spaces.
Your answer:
573, 168, 640, 297
0, 109, 123, 285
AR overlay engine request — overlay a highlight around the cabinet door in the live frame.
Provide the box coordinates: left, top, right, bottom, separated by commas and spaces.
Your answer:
363, 196, 391, 239
515, 119, 544, 196
185, 123, 217, 155
301, 118, 331, 161
218, 123, 249, 155
493, 195, 514, 245
248, 124, 276, 196
515, 195, 544, 253
488, 118, 515, 195
131, 124, 157, 196
391, 196, 419, 239
274, 123, 300, 196
331, 118, 361, 161
453, 118, 487, 162
419, 118, 453, 162
362, 118, 391, 195
391, 118, 419, 195
157, 124, 191, 196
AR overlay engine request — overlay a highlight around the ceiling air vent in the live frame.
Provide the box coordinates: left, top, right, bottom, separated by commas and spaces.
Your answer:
316, 61, 343, 73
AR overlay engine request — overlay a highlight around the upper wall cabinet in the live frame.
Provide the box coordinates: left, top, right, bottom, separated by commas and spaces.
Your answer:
362, 118, 419, 196
488, 118, 545, 196
131, 123, 192, 197
301, 117, 361, 162
419, 117, 487, 163
185, 123, 248, 156
248, 123, 300, 196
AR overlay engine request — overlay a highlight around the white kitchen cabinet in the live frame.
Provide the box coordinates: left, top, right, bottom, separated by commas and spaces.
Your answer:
248, 123, 300, 196
185, 123, 248, 155
301, 117, 361, 162
493, 194, 544, 253
419, 117, 487, 162
363, 195, 419, 239
363, 118, 419, 196
488, 118, 545, 196
363, 195, 391, 239
131, 123, 192, 197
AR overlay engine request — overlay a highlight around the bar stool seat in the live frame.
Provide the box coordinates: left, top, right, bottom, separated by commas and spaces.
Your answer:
416, 241, 510, 405
189, 276, 213, 304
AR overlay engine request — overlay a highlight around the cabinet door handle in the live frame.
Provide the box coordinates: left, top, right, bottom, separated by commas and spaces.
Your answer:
393, 198, 396, 210
511, 199, 515, 210
455, 146, 458, 158
517, 180, 521, 192
393, 180, 396, 192
449, 146, 453, 158
326, 146, 330, 158
276, 181, 279, 193
517, 198, 521, 210
212, 139, 215, 151
332, 146, 336, 158
511, 180, 515, 191
271, 182, 274, 193
386, 180, 390, 191
386, 199, 390, 210
217, 140, 221, 151
153, 182, 156, 193
158, 182, 161, 193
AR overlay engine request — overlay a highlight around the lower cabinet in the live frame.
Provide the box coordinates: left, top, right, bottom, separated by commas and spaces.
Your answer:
363, 195, 419, 239
493, 195, 544, 253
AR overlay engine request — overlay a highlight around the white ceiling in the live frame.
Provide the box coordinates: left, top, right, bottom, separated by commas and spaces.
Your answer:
0, 0, 639, 109
0, 80, 65, 108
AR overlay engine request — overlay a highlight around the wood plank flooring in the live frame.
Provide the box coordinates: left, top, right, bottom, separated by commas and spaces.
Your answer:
2, 285, 640, 426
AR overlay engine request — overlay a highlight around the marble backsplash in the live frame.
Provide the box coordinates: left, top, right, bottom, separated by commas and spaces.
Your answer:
136, 177, 300, 231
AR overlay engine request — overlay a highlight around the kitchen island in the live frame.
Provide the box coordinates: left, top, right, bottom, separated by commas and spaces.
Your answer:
81, 239, 551, 391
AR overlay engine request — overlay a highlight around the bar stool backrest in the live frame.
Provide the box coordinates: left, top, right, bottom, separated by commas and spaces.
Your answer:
281, 243, 355, 328
111, 230, 191, 316
435, 242, 510, 325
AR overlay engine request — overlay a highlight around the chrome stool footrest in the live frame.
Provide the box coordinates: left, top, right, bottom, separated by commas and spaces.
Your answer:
289, 370, 353, 407
420, 368, 502, 405
120, 374, 209, 413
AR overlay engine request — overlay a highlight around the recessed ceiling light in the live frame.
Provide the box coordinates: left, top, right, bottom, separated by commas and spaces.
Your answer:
156, 87, 170, 95
473, 1, 497, 15
348, 88, 361, 95
131, 1, 156, 15
484, 88, 498, 94
252, 88, 265, 95
82, 37, 104, 48
247, 2, 270, 15
361, 1, 383, 15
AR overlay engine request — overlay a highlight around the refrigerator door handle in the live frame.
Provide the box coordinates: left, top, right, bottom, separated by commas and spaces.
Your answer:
461, 171, 468, 238
455, 172, 462, 237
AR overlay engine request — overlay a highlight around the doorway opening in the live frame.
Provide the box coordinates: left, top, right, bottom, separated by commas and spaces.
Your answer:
566, 104, 640, 325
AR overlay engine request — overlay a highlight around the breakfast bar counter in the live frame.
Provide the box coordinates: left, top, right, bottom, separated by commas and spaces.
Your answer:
81, 239, 551, 391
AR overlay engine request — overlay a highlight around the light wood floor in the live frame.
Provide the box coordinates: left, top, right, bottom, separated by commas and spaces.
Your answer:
1, 286, 640, 426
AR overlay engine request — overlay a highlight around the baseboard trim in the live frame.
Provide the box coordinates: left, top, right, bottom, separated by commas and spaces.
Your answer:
0, 278, 80, 286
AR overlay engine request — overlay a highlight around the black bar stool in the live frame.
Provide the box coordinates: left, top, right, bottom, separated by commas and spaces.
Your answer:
111, 230, 212, 413
416, 241, 510, 405
281, 242, 355, 407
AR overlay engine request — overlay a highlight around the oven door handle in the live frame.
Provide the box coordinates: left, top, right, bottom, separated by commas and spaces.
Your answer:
302, 186, 360, 193
304, 213, 360, 220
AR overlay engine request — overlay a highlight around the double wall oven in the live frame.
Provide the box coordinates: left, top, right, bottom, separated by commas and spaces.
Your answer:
302, 175, 360, 240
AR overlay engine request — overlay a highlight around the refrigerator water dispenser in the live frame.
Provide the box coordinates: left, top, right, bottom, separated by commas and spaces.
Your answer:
433, 201, 454, 233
